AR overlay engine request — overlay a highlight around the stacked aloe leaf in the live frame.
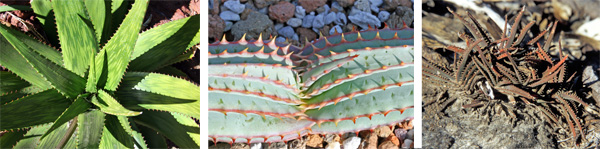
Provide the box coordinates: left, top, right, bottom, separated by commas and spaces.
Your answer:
1, 0, 199, 148
208, 25, 415, 144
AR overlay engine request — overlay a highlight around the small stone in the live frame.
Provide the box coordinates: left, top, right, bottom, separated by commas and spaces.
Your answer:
240, 8, 253, 20
274, 23, 284, 31
407, 129, 414, 139
584, 66, 600, 102
302, 14, 315, 28
250, 143, 261, 149
287, 18, 303, 27
354, 0, 371, 12
306, 134, 324, 148
394, 128, 408, 141
386, 134, 400, 146
378, 140, 399, 149
209, 14, 225, 40
335, 12, 347, 25
288, 138, 306, 149
258, 7, 268, 15
342, 136, 361, 149
326, 142, 341, 149
331, 1, 344, 12
254, 0, 278, 9
298, 0, 327, 12
375, 126, 392, 138
325, 12, 337, 25
312, 13, 325, 28
295, 6, 306, 18
224, 21, 233, 31
370, 0, 383, 12
245, 1, 258, 11
382, 0, 412, 10
348, 11, 381, 29
269, 1, 295, 23
324, 134, 341, 143
330, 25, 343, 35
265, 142, 287, 149
231, 11, 273, 40
210, 0, 220, 15
395, 6, 414, 26
220, 10, 240, 21
292, 34, 299, 41
223, 0, 246, 14
336, 0, 355, 7
364, 132, 378, 149
276, 36, 286, 43
319, 25, 331, 36
316, 5, 330, 14
378, 11, 390, 22
231, 143, 250, 149
402, 139, 413, 148
277, 26, 295, 38
297, 27, 317, 43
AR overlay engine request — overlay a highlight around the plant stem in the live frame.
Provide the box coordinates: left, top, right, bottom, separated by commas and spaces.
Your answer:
56, 116, 78, 149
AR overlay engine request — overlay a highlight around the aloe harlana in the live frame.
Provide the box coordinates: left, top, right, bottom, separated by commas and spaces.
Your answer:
209, 24, 414, 144
0, 0, 199, 148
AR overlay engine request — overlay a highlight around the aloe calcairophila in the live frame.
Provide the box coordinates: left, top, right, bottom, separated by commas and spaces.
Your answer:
0, 0, 199, 148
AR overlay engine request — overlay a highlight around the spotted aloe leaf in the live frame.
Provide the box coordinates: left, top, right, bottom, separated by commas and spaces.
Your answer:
0, 0, 199, 148
209, 26, 414, 144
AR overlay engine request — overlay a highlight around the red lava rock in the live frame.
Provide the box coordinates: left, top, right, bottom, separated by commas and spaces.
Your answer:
211, 0, 220, 15
386, 134, 400, 146
298, 0, 327, 12
378, 140, 399, 149
337, 0, 355, 8
296, 27, 317, 44
306, 134, 324, 148
209, 14, 225, 40
268, 1, 295, 23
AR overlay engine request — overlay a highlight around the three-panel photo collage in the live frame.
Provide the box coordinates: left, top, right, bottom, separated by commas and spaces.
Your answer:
1, 0, 599, 148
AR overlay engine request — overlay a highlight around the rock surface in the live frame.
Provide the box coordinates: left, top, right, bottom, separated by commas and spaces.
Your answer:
298, 0, 327, 12
269, 1, 296, 23
231, 11, 273, 40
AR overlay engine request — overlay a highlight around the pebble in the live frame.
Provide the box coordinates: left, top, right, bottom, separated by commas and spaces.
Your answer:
277, 26, 295, 38
326, 142, 341, 149
231, 11, 273, 40
224, 21, 233, 31
295, 6, 306, 18
297, 27, 316, 43
209, 14, 225, 39
268, 1, 296, 23
250, 143, 261, 149
292, 34, 299, 41
402, 139, 413, 148
370, 0, 383, 12
325, 12, 337, 25
220, 10, 240, 21
375, 126, 392, 138
316, 5, 330, 14
378, 140, 399, 149
348, 11, 381, 29
407, 129, 414, 139
274, 23, 284, 31
335, 12, 347, 25
276, 36, 286, 43
258, 7, 268, 15
306, 134, 324, 147
298, 0, 327, 12
378, 11, 390, 22
342, 136, 361, 149
337, 0, 355, 8
287, 18, 303, 27
584, 66, 600, 103
330, 25, 343, 35
394, 128, 408, 141
302, 14, 315, 28
254, 0, 278, 9
223, 0, 245, 14
354, 0, 371, 12
331, 1, 344, 12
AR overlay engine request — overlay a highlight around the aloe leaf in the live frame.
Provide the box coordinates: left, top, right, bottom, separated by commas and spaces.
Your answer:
1, 25, 86, 98
137, 125, 168, 148
311, 108, 414, 134
187, 29, 200, 49
1, 85, 44, 105
86, 50, 98, 93
209, 111, 314, 143
0, 5, 32, 12
0, 29, 52, 90
134, 111, 200, 148
52, 0, 99, 76
0, 130, 27, 148
0, 89, 70, 131
41, 96, 91, 139
77, 110, 106, 148
37, 121, 77, 149
129, 14, 199, 71
161, 49, 196, 69
30, 0, 59, 46
101, 0, 148, 91
98, 115, 134, 148
13, 124, 50, 148
127, 119, 149, 149
93, 90, 142, 116
0, 19, 62, 65
84, 0, 112, 45
0, 71, 30, 94
116, 72, 199, 119
110, 0, 129, 33
154, 66, 190, 79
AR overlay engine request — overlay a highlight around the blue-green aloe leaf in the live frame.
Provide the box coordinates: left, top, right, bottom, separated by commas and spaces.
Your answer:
134, 111, 200, 148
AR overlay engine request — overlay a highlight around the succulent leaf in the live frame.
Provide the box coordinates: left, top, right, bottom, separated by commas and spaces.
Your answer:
93, 90, 142, 116
0, 71, 31, 95
0, 89, 70, 131
310, 108, 414, 134
0, 29, 53, 90
0, 5, 32, 12
137, 125, 168, 148
98, 115, 135, 148
0, 130, 27, 148
37, 122, 77, 149
76, 110, 105, 148
30, 0, 59, 46
134, 111, 200, 148
84, 0, 112, 45
52, 0, 99, 76
41, 96, 91, 139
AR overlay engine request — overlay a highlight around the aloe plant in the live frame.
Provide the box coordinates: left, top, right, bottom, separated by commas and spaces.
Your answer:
208, 24, 414, 144
0, 0, 200, 148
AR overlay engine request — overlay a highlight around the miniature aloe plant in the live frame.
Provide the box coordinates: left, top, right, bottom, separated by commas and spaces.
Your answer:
208, 24, 414, 144
0, 0, 199, 148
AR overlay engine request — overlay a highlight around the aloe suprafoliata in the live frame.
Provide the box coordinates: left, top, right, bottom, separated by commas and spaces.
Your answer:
0, 0, 199, 148
208, 24, 414, 144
